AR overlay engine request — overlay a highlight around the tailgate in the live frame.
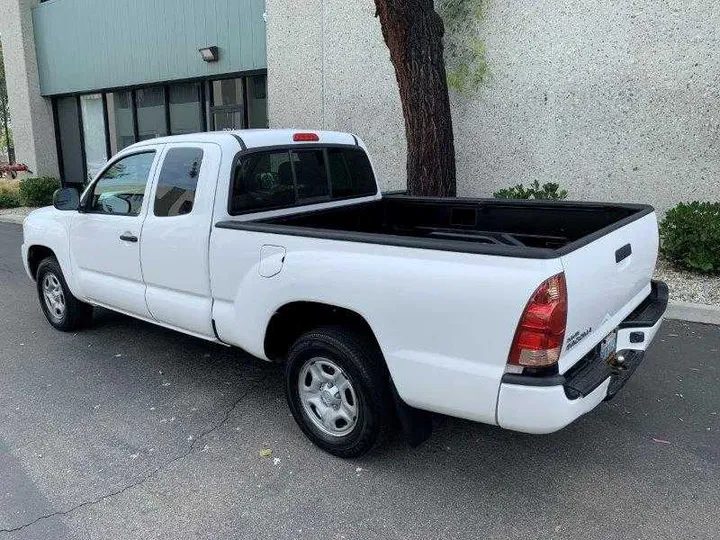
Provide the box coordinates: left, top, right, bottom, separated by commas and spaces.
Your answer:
558, 211, 659, 373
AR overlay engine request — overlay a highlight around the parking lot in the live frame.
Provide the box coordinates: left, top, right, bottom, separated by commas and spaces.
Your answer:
0, 221, 718, 539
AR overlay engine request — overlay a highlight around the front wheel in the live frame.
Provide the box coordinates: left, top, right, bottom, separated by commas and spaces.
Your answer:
285, 326, 394, 458
36, 257, 93, 331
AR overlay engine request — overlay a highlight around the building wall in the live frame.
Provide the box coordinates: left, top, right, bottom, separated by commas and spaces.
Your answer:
33, 0, 267, 96
266, 0, 720, 214
0, 0, 59, 176
266, 0, 405, 192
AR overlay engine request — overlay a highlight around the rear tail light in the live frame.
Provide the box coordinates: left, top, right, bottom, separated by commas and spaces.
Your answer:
293, 132, 320, 142
508, 273, 568, 368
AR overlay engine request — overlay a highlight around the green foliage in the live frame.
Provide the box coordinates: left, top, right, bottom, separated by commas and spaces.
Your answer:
660, 202, 720, 274
438, 0, 490, 93
19, 176, 61, 207
493, 181, 568, 200
0, 188, 20, 209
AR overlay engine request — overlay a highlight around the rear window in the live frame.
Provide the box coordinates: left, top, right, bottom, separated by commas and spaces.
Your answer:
327, 148, 377, 199
293, 150, 330, 201
229, 147, 376, 214
230, 151, 296, 213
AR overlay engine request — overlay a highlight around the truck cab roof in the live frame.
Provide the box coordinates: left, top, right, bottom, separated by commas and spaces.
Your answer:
124, 129, 362, 152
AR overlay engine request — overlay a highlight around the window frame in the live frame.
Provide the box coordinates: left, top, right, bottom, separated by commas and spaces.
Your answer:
53, 71, 267, 186
226, 144, 378, 216
81, 149, 158, 217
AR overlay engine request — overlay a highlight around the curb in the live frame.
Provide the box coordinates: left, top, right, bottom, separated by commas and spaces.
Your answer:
0, 214, 26, 225
665, 301, 720, 326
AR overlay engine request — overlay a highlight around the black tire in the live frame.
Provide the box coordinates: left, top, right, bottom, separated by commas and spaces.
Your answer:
36, 257, 93, 331
285, 325, 394, 458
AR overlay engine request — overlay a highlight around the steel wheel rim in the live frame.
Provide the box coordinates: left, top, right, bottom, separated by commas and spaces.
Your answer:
42, 273, 66, 321
298, 357, 359, 437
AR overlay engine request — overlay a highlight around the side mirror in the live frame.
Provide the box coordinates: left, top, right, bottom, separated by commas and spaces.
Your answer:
99, 194, 132, 214
53, 187, 80, 211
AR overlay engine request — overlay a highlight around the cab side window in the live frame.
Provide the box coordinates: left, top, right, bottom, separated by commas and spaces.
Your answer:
88, 152, 156, 216
154, 148, 204, 217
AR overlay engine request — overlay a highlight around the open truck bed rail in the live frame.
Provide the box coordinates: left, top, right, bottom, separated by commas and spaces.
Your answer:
216, 196, 654, 259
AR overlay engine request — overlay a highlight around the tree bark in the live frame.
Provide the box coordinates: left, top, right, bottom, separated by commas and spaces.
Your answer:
1, 108, 12, 163
374, 0, 456, 197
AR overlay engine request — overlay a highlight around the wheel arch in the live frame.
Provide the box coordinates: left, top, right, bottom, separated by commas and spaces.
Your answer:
27, 245, 58, 280
263, 301, 382, 362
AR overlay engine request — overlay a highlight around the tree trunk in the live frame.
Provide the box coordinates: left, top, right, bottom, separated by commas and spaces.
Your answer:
374, 0, 456, 197
1, 109, 12, 163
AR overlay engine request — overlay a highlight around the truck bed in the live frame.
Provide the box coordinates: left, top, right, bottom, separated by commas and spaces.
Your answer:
217, 196, 653, 259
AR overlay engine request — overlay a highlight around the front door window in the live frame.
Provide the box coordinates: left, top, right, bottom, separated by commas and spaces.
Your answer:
87, 151, 156, 216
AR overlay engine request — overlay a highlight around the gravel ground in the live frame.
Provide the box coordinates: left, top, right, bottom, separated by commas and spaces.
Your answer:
0, 207, 38, 225
655, 257, 720, 306
0, 206, 36, 217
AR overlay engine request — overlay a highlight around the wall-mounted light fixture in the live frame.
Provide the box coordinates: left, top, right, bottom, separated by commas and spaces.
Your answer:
199, 46, 219, 62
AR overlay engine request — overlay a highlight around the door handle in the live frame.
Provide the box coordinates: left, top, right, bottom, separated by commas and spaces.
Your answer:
119, 233, 138, 243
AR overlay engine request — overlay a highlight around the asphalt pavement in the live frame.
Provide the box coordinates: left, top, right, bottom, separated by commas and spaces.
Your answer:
0, 221, 718, 539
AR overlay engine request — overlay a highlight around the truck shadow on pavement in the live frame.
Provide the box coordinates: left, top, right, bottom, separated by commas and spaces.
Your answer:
87, 308, 717, 469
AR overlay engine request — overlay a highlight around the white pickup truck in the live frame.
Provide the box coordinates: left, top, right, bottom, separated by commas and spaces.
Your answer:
22, 129, 668, 457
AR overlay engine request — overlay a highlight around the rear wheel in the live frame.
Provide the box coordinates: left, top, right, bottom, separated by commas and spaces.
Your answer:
285, 326, 393, 458
36, 257, 93, 331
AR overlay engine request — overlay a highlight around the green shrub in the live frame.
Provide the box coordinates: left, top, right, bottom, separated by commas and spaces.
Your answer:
493, 180, 568, 200
18, 176, 61, 207
0, 188, 21, 209
660, 201, 720, 274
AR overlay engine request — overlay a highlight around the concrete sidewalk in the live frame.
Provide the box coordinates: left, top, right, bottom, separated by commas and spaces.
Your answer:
0, 207, 35, 224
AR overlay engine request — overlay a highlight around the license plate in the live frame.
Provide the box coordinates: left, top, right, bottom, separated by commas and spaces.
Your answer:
599, 331, 618, 362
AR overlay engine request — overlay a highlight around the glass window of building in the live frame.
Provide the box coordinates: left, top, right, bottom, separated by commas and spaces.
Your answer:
54, 73, 268, 184
136, 87, 167, 141
154, 148, 204, 217
56, 97, 85, 186
80, 94, 108, 182
247, 74, 268, 128
211, 78, 245, 131
106, 91, 135, 154
212, 78, 244, 106
169, 83, 203, 135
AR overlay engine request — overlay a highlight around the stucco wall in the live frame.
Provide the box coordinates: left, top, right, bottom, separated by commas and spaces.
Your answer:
266, 0, 720, 214
0, 0, 59, 177
266, 0, 405, 192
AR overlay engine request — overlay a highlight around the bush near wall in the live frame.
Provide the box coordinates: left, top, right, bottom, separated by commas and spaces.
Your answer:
660, 202, 720, 274
18, 177, 61, 207
493, 181, 568, 200
0, 188, 21, 209
0, 179, 21, 209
